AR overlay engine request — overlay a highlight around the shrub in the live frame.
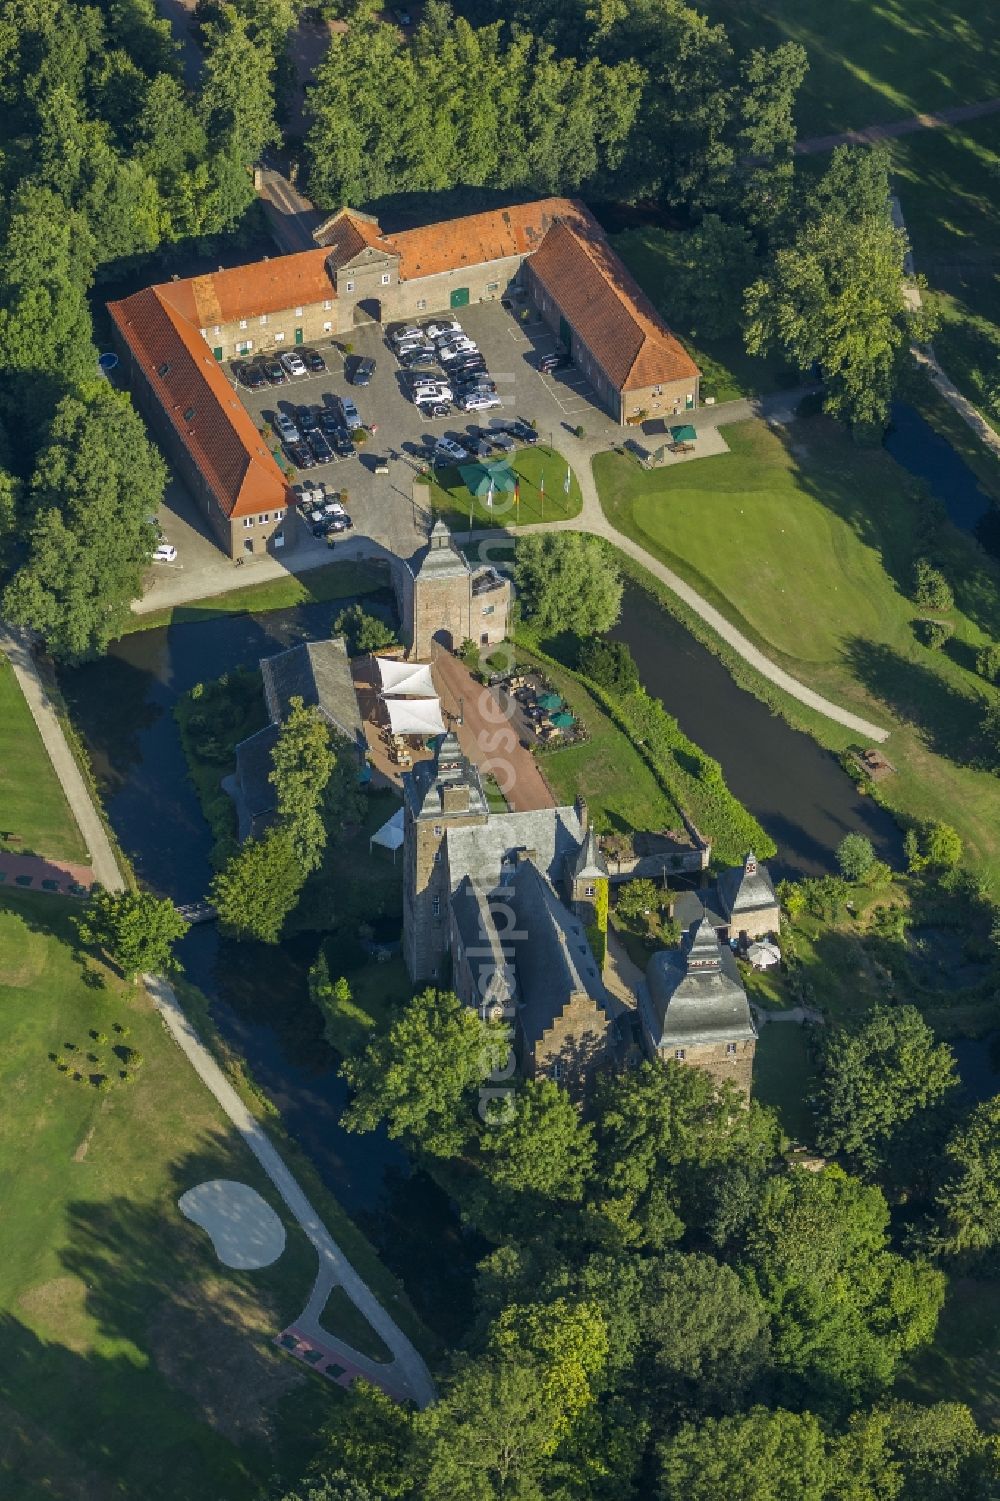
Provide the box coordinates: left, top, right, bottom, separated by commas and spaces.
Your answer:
912, 557, 953, 611
577, 637, 639, 697
190, 682, 204, 701
352, 428, 368, 445
836, 833, 876, 883
916, 618, 950, 649
574, 424, 585, 439
976, 642, 1000, 685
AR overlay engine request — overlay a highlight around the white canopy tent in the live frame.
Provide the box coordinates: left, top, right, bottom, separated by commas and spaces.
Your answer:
385, 697, 447, 737
374, 658, 438, 697
369, 806, 405, 860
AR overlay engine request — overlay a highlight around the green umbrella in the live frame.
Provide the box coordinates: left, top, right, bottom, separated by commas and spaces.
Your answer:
550, 711, 575, 728
537, 692, 563, 711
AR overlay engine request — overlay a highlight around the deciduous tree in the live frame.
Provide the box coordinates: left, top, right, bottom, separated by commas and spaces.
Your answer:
836, 832, 876, 883
932, 1096, 1000, 1259
514, 533, 622, 637
269, 697, 335, 873
75, 888, 188, 978
210, 824, 305, 943
657, 1407, 831, 1501
479, 1078, 596, 1200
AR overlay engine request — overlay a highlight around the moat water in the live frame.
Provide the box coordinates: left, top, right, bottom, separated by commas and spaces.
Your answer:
57, 399, 990, 1327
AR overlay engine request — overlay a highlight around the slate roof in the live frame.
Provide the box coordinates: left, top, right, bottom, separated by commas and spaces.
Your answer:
527, 220, 700, 393
387, 198, 594, 281
509, 859, 612, 1045
406, 730, 490, 819
260, 637, 366, 751
445, 805, 586, 896
644, 916, 756, 1050
107, 287, 290, 519
157, 249, 335, 326
570, 827, 609, 882
451, 874, 517, 1012
673, 888, 727, 932
717, 852, 778, 918
414, 520, 472, 580
234, 724, 281, 821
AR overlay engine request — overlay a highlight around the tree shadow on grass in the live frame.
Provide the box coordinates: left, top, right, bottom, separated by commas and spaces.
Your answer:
842, 637, 983, 762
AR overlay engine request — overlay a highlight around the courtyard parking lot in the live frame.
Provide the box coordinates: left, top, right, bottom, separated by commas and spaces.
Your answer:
149, 298, 622, 598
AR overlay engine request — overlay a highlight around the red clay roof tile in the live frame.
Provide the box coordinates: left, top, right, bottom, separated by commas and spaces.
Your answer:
157, 249, 335, 328
387, 198, 596, 281
528, 221, 700, 392
108, 288, 289, 520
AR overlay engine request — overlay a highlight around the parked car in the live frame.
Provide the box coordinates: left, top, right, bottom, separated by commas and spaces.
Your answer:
448, 353, 488, 374
390, 324, 424, 346
434, 436, 470, 464
453, 371, 496, 393
331, 425, 355, 457
398, 346, 437, 369
303, 348, 327, 373
539, 350, 570, 371
308, 430, 334, 463
425, 319, 463, 340
274, 411, 301, 444
337, 395, 361, 429
349, 355, 376, 386
465, 435, 492, 459
486, 427, 516, 452
152, 543, 177, 563
411, 377, 453, 403
287, 440, 316, 469
507, 419, 539, 445
439, 339, 478, 363
296, 404, 319, 432
426, 402, 450, 419
458, 391, 501, 412
280, 350, 307, 377
264, 359, 286, 385
236, 360, 266, 390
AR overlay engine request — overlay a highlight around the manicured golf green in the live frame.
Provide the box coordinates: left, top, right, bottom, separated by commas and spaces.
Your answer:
595, 418, 1000, 882
0, 657, 88, 864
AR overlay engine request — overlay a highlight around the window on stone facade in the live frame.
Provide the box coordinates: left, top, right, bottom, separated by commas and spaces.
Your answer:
416, 298, 427, 310
433, 825, 442, 835
239, 319, 247, 330
585, 884, 596, 897
380, 273, 391, 285
482, 603, 495, 616
675, 1048, 686, 1060
213, 325, 221, 335
726, 1043, 737, 1056
259, 314, 268, 325
323, 321, 332, 332
243, 517, 254, 528
345, 280, 354, 292
432, 895, 441, 917
487, 282, 499, 292
259, 513, 270, 523
295, 306, 303, 316
323, 300, 332, 310
274, 331, 285, 342
550, 1061, 563, 1081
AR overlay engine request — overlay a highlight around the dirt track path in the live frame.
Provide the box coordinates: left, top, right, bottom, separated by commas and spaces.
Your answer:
792, 96, 1000, 155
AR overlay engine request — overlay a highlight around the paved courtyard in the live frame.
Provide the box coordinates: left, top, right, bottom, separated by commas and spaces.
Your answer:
147, 299, 622, 602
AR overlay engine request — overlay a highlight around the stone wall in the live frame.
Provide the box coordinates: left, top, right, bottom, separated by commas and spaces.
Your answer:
389, 259, 523, 322
727, 908, 780, 943
403, 806, 488, 982
411, 574, 474, 658
679, 1038, 755, 1101
524, 990, 612, 1093
204, 299, 338, 362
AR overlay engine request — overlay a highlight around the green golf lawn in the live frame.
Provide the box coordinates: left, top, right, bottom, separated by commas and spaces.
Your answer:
0, 889, 427, 1501
0, 657, 88, 865
595, 417, 1000, 882
428, 445, 583, 530
701, 0, 1000, 139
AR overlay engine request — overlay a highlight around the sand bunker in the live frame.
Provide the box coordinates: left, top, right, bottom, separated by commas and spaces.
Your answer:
179, 1179, 286, 1269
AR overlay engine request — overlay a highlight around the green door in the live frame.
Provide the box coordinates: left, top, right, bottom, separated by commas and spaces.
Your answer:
294, 327, 304, 345
450, 286, 470, 309
212, 347, 223, 362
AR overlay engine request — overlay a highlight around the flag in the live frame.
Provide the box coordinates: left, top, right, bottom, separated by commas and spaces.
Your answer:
563, 464, 571, 495
539, 473, 544, 497
486, 479, 494, 509
514, 479, 520, 503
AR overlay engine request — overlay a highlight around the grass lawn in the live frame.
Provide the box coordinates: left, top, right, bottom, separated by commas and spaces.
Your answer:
122, 560, 387, 636
512, 646, 684, 835
320, 1285, 391, 1364
897, 1277, 1000, 1429
594, 417, 1000, 883
700, 0, 1000, 139
752, 1025, 818, 1144
0, 889, 336, 1501
611, 228, 799, 403
428, 445, 583, 530
0, 657, 88, 866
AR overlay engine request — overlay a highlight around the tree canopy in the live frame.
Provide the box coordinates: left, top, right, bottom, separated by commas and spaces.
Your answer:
74, 888, 188, 978
514, 533, 623, 638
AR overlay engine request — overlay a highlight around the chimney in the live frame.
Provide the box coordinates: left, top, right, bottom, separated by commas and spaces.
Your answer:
575, 794, 588, 834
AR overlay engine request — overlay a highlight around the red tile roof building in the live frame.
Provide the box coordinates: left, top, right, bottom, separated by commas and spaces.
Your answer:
109, 198, 698, 557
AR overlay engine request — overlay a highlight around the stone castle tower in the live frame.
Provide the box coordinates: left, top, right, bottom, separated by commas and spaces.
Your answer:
402, 730, 489, 982
394, 520, 510, 660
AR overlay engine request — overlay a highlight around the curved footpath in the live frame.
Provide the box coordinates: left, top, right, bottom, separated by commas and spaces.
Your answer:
1, 625, 434, 1406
